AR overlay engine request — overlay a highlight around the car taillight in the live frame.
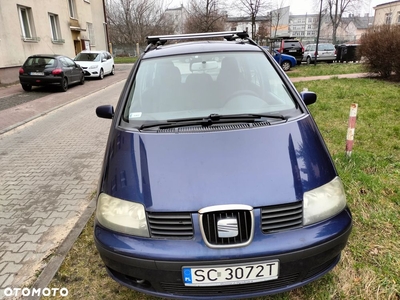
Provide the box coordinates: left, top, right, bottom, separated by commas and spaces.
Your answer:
52, 68, 63, 75
19, 68, 24, 74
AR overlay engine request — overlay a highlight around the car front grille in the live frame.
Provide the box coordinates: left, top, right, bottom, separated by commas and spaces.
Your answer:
146, 202, 303, 240
200, 207, 253, 248
261, 202, 303, 233
147, 212, 194, 239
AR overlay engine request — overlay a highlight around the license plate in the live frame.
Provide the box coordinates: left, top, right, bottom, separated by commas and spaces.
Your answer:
288, 50, 296, 52
30, 72, 44, 76
182, 260, 279, 286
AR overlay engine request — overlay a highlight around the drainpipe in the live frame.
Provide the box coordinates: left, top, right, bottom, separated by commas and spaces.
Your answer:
102, 0, 111, 53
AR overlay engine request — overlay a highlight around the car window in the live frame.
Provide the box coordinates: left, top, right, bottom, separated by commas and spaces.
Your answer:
75, 52, 100, 62
319, 44, 335, 51
25, 57, 56, 67
283, 41, 300, 48
122, 51, 298, 125
59, 57, 75, 67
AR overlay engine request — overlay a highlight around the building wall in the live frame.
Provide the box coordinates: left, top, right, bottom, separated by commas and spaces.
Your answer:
373, 1, 400, 26
0, 0, 107, 85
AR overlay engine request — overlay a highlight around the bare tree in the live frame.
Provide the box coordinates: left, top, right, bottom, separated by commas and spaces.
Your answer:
184, 0, 227, 33
106, 0, 174, 48
321, 0, 366, 44
233, 0, 270, 39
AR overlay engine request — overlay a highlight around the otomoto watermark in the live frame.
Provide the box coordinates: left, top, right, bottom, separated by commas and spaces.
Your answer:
4, 287, 68, 297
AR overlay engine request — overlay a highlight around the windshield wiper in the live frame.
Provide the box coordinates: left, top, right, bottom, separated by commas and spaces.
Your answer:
168, 113, 287, 123
139, 113, 286, 130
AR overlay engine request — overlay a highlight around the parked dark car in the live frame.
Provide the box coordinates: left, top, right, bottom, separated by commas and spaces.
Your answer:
19, 54, 85, 92
94, 31, 352, 299
275, 39, 304, 65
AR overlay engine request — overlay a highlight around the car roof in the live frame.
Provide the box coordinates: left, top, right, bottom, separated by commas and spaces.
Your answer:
142, 31, 262, 59
28, 54, 63, 58
143, 41, 262, 59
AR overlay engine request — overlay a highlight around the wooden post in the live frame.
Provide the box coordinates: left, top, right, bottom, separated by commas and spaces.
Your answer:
346, 103, 358, 157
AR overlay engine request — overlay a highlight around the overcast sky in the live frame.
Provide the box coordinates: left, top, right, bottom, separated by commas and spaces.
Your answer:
286, 0, 390, 15
169, 0, 391, 15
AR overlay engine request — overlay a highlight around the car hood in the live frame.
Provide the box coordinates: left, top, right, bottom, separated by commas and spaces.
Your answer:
99, 116, 337, 211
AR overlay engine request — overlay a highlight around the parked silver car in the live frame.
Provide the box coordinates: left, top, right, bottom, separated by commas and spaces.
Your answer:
303, 43, 336, 64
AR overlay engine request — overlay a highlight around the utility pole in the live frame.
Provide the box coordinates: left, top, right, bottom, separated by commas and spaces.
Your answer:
250, 2, 256, 39
314, 0, 323, 66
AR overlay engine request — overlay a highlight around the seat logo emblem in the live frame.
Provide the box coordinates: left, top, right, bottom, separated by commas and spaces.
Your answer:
217, 218, 238, 238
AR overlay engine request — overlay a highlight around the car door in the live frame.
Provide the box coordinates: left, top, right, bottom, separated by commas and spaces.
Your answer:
62, 56, 81, 83
103, 52, 112, 74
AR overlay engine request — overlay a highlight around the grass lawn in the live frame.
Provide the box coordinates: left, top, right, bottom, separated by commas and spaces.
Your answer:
288, 62, 366, 78
46, 76, 400, 299
114, 57, 138, 64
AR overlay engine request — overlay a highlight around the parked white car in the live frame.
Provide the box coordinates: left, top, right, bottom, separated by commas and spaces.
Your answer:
303, 43, 336, 64
74, 50, 115, 79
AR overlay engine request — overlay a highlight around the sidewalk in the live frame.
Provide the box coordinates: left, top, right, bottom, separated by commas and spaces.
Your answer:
289, 72, 371, 83
0, 65, 133, 300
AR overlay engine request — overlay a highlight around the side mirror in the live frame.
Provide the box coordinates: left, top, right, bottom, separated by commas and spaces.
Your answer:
300, 91, 317, 106
102, 58, 107, 62
96, 105, 114, 119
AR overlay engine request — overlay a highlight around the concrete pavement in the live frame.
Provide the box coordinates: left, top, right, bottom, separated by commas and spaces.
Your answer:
0, 65, 132, 299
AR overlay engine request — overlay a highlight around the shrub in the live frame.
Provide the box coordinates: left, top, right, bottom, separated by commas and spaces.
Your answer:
359, 25, 400, 78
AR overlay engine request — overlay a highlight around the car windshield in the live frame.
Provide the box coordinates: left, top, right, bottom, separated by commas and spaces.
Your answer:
74, 52, 100, 62
122, 51, 298, 124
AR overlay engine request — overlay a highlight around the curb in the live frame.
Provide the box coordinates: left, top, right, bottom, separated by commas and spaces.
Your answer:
25, 198, 96, 300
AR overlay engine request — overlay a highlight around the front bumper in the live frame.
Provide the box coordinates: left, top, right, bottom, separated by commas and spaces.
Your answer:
94, 208, 352, 299
81, 68, 100, 77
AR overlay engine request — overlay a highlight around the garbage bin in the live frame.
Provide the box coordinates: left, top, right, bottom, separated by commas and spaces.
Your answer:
335, 45, 346, 63
339, 45, 360, 63
345, 45, 360, 62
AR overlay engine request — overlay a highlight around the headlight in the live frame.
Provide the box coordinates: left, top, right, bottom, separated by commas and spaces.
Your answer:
303, 177, 347, 225
96, 193, 149, 237
89, 65, 99, 69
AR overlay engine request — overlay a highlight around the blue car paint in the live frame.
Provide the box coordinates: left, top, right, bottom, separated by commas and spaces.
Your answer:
94, 209, 351, 260
99, 116, 335, 211
273, 50, 297, 67
94, 32, 352, 299
262, 47, 297, 69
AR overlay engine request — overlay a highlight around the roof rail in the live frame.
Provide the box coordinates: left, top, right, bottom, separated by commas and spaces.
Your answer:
146, 31, 250, 46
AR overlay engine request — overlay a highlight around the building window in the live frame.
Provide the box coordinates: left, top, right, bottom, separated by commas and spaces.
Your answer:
49, 14, 63, 43
18, 6, 35, 40
397, 12, 400, 23
87, 22, 95, 46
68, 0, 77, 18
385, 12, 392, 24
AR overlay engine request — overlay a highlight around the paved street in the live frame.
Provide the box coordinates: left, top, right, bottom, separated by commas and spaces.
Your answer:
0, 67, 129, 299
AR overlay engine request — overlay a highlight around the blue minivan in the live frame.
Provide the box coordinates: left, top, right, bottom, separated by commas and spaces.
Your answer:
94, 31, 352, 299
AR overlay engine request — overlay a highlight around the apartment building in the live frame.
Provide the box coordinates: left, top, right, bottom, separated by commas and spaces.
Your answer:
0, 0, 108, 84
373, 0, 400, 25
165, 4, 188, 35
